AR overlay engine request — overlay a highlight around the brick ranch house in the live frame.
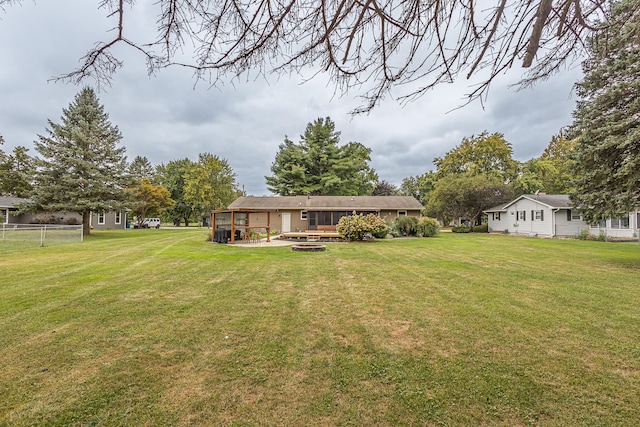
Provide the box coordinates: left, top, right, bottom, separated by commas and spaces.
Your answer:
224, 195, 424, 233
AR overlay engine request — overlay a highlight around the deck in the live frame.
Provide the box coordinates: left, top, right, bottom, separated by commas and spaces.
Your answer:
280, 230, 343, 241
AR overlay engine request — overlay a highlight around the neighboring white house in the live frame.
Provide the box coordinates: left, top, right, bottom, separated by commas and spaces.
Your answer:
484, 194, 639, 238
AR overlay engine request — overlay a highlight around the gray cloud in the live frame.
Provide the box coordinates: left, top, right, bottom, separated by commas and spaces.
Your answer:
1, 1, 583, 196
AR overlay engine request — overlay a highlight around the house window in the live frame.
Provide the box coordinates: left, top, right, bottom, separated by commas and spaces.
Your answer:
491, 212, 501, 221
533, 210, 543, 221
397, 211, 407, 217
115, 211, 122, 225
571, 210, 582, 221
300, 211, 308, 220
98, 212, 105, 225
611, 215, 629, 229
517, 211, 526, 221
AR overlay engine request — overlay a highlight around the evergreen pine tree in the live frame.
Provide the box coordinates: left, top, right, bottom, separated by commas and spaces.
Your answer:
569, 0, 640, 221
29, 88, 131, 236
265, 117, 377, 196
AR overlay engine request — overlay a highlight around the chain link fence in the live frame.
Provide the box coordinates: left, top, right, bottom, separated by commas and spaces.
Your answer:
1, 224, 83, 246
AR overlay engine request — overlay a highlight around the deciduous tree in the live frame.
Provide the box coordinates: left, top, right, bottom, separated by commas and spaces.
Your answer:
156, 158, 197, 226
400, 172, 437, 205
184, 153, 240, 222
128, 178, 174, 224
426, 172, 513, 225
266, 117, 377, 195
569, 0, 640, 222
27, 87, 131, 236
434, 132, 518, 183
372, 180, 398, 196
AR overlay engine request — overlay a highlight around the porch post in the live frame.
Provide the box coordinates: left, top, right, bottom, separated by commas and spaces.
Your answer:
231, 211, 236, 244
267, 212, 271, 242
211, 211, 215, 242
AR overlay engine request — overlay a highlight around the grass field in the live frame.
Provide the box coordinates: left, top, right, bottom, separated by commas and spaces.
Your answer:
1, 230, 639, 426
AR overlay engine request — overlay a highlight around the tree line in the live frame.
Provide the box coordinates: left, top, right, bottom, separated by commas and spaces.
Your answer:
400, 131, 577, 226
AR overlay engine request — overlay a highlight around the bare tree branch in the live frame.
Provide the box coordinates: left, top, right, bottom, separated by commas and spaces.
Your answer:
3, 0, 617, 113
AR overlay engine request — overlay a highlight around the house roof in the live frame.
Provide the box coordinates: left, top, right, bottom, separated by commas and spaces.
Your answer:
0, 196, 29, 209
485, 194, 573, 212
228, 196, 424, 211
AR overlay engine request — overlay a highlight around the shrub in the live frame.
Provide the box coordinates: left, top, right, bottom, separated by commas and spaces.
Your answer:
394, 216, 419, 236
451, 225, 471, 233
471, 223, 488, 233
417, 217, 440, 237
386, 220, 400, 237
577, 228, 591, 240
336, 212, 387, 241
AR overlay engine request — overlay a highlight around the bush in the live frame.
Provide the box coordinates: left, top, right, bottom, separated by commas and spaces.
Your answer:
394, 216, 419, 236
577, 228, 591, 240
336, 212, 387, 241
471, 223, 488, 233
451, 225, 471, 233
417, 217, 440, 237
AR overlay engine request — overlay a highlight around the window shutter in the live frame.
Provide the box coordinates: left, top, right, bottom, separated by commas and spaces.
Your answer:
531, 210, 534, 221
524, 211, 526, 221
567, 209, 571, 221
541, 210, 544, 221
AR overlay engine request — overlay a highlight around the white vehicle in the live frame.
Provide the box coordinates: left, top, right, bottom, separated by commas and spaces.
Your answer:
135, 218, 161, 229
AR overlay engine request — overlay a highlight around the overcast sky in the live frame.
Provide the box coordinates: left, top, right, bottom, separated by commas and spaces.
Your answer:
0, 1, 584, 196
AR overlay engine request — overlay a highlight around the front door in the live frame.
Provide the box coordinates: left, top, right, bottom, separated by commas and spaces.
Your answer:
281, 212, 291, 233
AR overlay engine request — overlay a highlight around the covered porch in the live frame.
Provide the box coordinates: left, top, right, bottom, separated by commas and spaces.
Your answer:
211, 209, 277, 244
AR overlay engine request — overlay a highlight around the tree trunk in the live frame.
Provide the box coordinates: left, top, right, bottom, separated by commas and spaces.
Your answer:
82, 210, 91, 237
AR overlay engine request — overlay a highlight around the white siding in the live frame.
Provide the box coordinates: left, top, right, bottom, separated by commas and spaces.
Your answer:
554, 209, 587, 237
502, 198, 554, 236
588, 212, 639, 238
489, 206, 639, 238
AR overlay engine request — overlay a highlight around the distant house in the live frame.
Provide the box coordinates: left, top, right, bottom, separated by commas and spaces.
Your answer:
226, 195, 423, 232
0, 196, 126, 229
88, 211, 128, 230
484, 194, 640, 238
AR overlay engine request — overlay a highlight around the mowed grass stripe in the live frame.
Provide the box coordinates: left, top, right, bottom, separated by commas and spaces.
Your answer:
1, 231, 639, 425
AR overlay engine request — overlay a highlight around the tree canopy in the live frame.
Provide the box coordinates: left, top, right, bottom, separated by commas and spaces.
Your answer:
27, 87, 131, 236
400, 172, 437, 205
513, 132, 576, 195
129, 156, 156, 183
184, 153, 240, 221
0, 138, 34, 198
1, 0, 620, 112
434, 132, 518, 182
156, 158, 198, 226
569, 0, 640, 222
266, 117, 377, 195
426, 172, 513, 225
128, 178, 174, 223
372, 180, 398, 196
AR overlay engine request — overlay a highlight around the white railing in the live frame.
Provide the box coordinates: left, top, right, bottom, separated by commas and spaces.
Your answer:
1, 223, 83, 246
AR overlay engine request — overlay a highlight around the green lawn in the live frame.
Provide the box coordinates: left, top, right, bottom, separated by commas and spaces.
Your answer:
1, 230, 639, 426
